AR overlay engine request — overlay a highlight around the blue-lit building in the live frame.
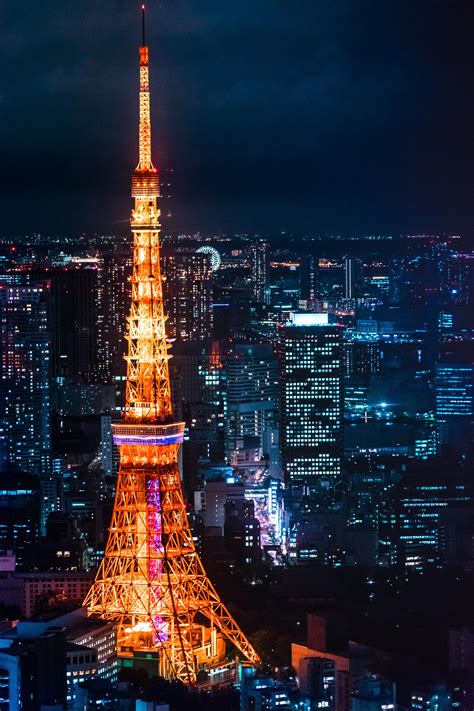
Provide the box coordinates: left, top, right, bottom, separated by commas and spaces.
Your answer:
0, 473, 40, 570
379, 464, 474, 569
410, 684, 452, 711
0, 281, 51, 478
240, 672, 294, 710
280, 313, 344, 493
435, 363, 473, 417
435, 363, 474, 451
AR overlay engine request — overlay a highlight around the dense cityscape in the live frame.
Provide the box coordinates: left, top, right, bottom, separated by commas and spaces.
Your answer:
1, 3, 474, 711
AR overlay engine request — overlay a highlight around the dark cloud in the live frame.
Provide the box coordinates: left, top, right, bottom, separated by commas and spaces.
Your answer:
1, 0, 473, 237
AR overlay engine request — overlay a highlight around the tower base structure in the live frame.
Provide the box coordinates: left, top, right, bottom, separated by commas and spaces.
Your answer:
84, 421, 259, 684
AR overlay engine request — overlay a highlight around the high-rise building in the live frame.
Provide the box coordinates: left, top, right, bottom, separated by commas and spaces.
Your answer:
345, 339, 381, 379
435, 364, 473, 417
226, 343, 279, 459
343, 256, 361, 299
49, 266, 98, 382
442, 252, 474, 306
299, 255, 316, 302
96, 251, 131, 381
280, 313, 344, 492
0, 280, 51, 478
0, 473, 40, 571
161, 249, 213, 341
435, 363, 474, 451
379, 463, 474, 569
250, 241, 268, 304
224, 499, 261, 567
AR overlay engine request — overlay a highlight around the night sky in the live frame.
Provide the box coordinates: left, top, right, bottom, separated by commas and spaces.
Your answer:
1, 0, 473, 238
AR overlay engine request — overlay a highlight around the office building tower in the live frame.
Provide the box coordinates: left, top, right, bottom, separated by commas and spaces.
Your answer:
300, 255, 316, 301
224, 499, 261, 567
40, 456, 63, 533
212, 285, 252, 339
345, 340, 381, 379
280, 313, 344, 492
250, 241, 268, 304
161, 249, 213, 341
435, 364, 473, 417
96, 251, 131, 381
0, 280, 51, 478
298, 655, 336, 702
435, 363, 474, 451
442, 252, 474, 305
99, 413, 119, 479
379, 463, 474, 569
0, 473, 40, 570
183, 401, 226, 493
227, 343, 279, 459
343, 256, 361, 299
49, 266, 98, 382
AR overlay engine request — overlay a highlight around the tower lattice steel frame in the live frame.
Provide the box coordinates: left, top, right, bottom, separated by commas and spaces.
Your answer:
84, 7, 260, 684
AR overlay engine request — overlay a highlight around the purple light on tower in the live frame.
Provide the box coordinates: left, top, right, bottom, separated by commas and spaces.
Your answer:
146, 477, 168, 643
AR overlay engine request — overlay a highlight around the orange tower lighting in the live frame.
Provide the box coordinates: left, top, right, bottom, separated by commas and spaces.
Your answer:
83, 6, 260, 684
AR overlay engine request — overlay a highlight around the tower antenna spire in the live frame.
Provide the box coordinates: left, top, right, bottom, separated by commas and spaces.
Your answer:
141, 4, 146, 46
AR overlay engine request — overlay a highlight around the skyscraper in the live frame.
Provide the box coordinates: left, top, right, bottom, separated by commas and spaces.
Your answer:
96, 250, 131, 381
227, 343, 279, 460
280, 313, 344, 492
343, 256, 361, 299
435, 364, 473, 417
49, 266, 98, 382
161, 249, 213, 342
0, 280, 51, 477
435, 362, 474, 450
250, 241, 268, 304
345, 339, 381, 379
0, 473, 41, 570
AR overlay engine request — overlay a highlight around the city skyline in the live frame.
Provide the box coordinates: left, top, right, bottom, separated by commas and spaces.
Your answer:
1, 0, 473, 238
0, 3, 473, 709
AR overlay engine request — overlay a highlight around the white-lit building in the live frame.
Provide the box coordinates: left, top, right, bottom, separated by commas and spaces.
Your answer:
280, 313, 344, 493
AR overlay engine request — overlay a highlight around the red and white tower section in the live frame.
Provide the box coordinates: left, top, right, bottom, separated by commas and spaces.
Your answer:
84, 7, 260, 684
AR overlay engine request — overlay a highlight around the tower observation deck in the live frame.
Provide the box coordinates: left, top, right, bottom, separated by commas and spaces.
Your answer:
84, 6, 260, 684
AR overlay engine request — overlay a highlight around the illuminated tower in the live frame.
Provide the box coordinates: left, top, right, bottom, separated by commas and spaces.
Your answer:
84, 7, 259, 683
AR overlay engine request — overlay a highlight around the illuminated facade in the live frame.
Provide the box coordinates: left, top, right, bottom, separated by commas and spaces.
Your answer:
161, 249, 213, 342
227, 343, 279, 459
250, 241, 268, 304
0, 280, 51, 478
84, 10, 259, 683
280, 313, 343, 492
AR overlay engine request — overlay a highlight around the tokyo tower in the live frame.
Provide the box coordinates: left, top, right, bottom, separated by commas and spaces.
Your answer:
84, 6, 260, 684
